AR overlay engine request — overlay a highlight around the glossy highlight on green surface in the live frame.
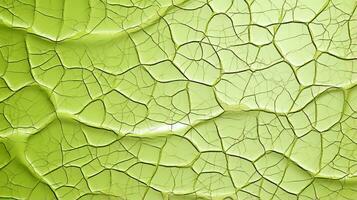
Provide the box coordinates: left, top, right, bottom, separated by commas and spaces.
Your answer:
0, 0, 357, 199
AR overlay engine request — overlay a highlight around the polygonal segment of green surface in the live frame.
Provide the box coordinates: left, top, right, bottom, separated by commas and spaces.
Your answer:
275, 22, 316, 66
3, 86, 54, 130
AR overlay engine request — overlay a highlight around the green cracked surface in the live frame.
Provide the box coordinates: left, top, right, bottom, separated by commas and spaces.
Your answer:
0, 0, 357, 199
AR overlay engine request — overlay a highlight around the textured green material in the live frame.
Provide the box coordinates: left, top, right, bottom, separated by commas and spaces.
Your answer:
0, 0, 357, 199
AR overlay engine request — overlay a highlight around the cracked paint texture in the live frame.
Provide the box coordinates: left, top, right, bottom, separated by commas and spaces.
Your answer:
0, 0, 357, 199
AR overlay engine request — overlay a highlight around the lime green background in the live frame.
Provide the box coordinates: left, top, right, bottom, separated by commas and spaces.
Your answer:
0, 0, 357, 199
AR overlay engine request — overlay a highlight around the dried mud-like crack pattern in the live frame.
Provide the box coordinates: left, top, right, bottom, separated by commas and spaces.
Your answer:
0, 0, 357, 199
